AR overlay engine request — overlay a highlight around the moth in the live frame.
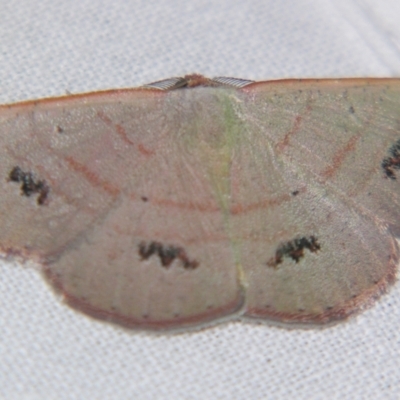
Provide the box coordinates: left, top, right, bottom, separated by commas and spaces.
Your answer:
1, 74, 399, 331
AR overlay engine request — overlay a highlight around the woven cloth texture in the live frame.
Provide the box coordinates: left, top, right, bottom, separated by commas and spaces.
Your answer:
1, 1, 400, 399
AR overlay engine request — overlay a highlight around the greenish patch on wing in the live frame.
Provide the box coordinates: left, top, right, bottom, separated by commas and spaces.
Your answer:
201, 92, 244, 213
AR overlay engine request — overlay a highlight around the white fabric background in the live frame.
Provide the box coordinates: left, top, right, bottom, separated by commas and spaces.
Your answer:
1, 1, 400, 399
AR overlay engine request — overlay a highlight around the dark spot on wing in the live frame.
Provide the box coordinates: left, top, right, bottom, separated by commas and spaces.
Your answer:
8, 166, 50, 205
382, 139, 400, 179
141, 196, 148, 202
291, 190, 299, 196
349, 106, 355, 114
267, 235, 321, 268
138, 241, 199, 270
56, 125, 64, 133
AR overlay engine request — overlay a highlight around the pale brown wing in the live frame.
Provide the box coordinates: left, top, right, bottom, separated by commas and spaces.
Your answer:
0, 87, 244, 331
1, 78, 399, 331
233, 79, 400, 325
